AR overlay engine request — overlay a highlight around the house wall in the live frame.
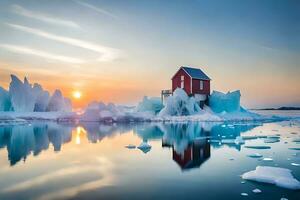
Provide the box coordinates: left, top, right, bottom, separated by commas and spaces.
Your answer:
172, 68, 191, 94
192, 79, 210, 95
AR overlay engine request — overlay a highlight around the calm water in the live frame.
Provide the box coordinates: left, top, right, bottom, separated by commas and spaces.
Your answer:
0, 111, 300, 200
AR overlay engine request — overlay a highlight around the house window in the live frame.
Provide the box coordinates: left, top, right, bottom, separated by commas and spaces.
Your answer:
200, 80, 203, 90
180, 75, 184, 88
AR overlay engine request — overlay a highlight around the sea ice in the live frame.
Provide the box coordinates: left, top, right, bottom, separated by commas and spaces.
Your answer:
242, 166, 300, 190
241, 193, 248, 196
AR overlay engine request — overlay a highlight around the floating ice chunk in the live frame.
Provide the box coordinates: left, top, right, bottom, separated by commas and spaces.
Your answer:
125, 144, 136, 149
241, 193, 248, 196
263, 158, 273, 161
252, 188, 261, 193
242, 166, 300, 190
291, 163, 300, 166
209, 90, 241, 113
280, 198, 288, 200
244, 145, 271, 149
242, 135, 259, 140
289, 147, 300, 150
264, 138, 280, 143
247, 153, 263, 158
137, 142, 152, 153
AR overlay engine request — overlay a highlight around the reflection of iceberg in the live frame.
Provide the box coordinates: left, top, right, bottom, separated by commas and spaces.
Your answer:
80, 123, 132, 143
209, 123, 261, 151
0, 123, 73, 165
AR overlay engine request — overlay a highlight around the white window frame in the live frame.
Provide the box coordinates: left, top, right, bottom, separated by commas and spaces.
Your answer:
180, 75, 184, 89
200, 80, 203, 90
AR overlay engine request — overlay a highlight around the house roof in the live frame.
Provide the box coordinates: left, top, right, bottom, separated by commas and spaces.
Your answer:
181, 66, 211, 80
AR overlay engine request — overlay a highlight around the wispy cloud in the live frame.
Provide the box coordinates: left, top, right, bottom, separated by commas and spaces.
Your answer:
7, 23, 121, 62
74, 0, 117, 19
11, 4, 80, 29
0, 44, 84, 64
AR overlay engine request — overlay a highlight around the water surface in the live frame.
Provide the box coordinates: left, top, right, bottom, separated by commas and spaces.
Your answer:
0, 113, 300, 200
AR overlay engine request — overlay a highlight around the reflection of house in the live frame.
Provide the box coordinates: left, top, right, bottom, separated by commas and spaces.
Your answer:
163, 138, 210, 171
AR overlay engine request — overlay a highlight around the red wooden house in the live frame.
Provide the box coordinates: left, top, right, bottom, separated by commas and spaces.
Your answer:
171, 66, 211, 106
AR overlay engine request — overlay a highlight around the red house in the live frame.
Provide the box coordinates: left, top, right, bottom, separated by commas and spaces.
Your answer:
171, 66, 211, 106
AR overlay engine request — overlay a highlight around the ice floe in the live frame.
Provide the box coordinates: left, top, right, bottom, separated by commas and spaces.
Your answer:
247, 153, 263, 158
252, 188, 262, 193
291, 163, 300, 166
242, 166, 300, 190
137, 142, 152, 153
244, 145, 271, 149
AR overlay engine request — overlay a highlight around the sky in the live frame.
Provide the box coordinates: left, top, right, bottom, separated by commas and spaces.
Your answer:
0, 0, 299, 109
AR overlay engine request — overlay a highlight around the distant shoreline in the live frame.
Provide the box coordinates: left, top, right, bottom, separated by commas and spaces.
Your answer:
250, 107, 300, 111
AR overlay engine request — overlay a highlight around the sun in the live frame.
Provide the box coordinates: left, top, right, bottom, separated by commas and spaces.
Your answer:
73, 91, 82, 99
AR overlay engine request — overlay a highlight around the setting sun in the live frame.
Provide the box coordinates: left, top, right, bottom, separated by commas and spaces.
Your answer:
73, 91, 82, 99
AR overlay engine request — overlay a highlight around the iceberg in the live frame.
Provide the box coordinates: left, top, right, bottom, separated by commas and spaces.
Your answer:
136, 96, 163, 114
242, 166, 300, 190
209, 90, 241, 113
33, 83, 50, 112
80, 101, 123, 122
46, 90, 72, 112
0, 87, 12, 111
9, 75, 40, 112
158, 88, 201, 116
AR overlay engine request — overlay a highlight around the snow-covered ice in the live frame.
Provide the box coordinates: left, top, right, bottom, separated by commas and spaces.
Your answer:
242, 166, 300, 190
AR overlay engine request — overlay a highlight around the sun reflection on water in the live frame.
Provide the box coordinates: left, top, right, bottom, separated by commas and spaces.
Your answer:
75, 126, 87, 145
